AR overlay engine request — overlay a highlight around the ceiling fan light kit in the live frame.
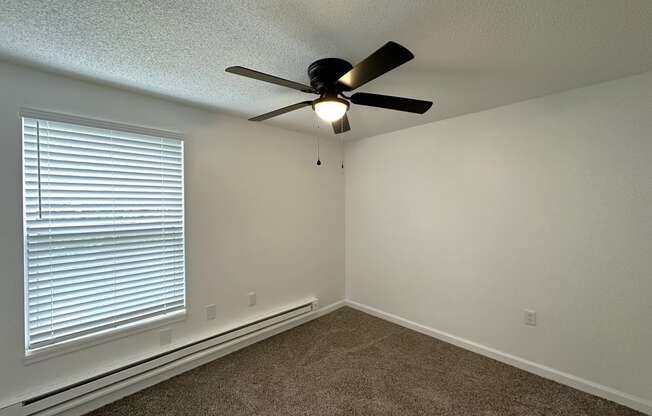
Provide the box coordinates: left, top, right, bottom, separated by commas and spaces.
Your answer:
226, 41, 433, 134
313, 96, 349, 122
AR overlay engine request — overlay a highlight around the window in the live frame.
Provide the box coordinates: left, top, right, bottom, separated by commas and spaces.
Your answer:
21, 111, 185, 353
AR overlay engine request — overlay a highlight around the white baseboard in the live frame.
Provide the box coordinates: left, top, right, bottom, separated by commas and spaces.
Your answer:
344, 300, 652, 416
9, 300, 346, 416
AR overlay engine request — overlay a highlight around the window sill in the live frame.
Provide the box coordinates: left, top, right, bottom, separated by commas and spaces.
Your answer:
24, 310, 186, 365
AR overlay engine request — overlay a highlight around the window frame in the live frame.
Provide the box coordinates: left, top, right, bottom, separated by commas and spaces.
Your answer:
19, 108, 187, 362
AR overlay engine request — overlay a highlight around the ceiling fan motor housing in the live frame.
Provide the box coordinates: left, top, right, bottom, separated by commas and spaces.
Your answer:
307, 58, 353, 92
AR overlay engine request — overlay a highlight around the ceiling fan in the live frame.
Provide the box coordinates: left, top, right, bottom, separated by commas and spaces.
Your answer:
225, 41, 433, 135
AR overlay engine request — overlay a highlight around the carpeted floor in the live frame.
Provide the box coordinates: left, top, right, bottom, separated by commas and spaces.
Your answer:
87, 307, 642, 415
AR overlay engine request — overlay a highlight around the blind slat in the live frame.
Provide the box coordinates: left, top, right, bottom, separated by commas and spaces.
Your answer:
28, 234, 183, 253
24, 154, 182, 170
28, 256, 184, 282
27, 224, 183, 238
29, 238, 183, 258
29, 270, 184, 303
28, 247, 184, 270
24, 167, 182, 181
27, 229, 182, 245
24, 161, 183, 177
29, 263, 184, 291
23, 116, 185, 350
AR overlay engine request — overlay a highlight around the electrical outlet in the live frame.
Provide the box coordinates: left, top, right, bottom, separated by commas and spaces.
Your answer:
524, 309, 537, 326
206, 304, 217, 321
160, 328, 172, 346
248, 292, 256, 307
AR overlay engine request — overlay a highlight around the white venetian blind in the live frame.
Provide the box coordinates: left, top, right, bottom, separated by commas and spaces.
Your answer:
22, 113, 185, 351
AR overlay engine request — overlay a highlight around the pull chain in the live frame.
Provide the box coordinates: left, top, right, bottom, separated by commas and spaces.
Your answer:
313, 116, 322, 166
340, 134, 344, 169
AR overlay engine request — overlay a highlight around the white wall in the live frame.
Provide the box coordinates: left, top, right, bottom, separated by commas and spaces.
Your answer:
0, 61, 344, 406
2, 58, 651, 411
345, 72, 652, 404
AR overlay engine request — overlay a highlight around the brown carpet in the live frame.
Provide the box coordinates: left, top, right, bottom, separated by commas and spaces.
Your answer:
87, 307, 643, 415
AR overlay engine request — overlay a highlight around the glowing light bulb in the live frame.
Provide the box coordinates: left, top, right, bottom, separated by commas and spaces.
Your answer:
313, 98, 348, 122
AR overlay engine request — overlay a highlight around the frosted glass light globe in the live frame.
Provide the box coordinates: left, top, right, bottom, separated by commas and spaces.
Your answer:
314, 98, 348, 122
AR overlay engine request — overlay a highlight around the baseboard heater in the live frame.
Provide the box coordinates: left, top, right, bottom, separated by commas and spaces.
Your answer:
4, 298, 318, 416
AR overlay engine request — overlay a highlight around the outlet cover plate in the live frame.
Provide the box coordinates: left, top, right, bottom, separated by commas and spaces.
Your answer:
206, 304, 217, 321
248, 292, 256, 307
524, 309, 537, 326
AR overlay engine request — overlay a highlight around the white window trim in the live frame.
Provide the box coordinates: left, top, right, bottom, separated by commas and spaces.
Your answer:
19, 108, 187, 361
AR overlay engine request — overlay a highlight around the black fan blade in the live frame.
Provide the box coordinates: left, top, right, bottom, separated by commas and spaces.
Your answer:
249, 101, 313, 121
337, 42, 414, 90
351, 92, 432, 114
332, 114, 351, 134
226, 66, 314, 93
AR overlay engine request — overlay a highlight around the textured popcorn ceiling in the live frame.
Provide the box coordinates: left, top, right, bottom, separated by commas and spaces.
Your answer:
1, 0, 651, 139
